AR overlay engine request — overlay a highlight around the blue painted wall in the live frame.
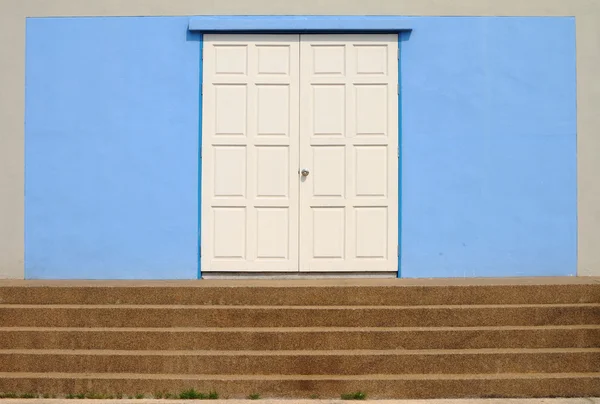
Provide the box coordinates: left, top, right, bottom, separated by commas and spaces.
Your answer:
25, 16, 576, 279
25, 17, 200, 279
400, 17, 577, 277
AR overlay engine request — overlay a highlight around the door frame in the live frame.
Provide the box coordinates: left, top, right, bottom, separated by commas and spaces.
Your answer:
191, 16, 413, 278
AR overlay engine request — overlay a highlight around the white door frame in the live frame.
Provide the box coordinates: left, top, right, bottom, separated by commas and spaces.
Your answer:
199, 33, 403, 276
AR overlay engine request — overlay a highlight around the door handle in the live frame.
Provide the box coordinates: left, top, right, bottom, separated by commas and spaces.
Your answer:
300, 168, 310, 177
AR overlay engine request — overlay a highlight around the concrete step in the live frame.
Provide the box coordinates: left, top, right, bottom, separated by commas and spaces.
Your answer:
0, 348, 598, 375
0, 280, 598, 306
0, 372, 599, 398
1, 304, 598, 327
1, 279, 598, 398
1, 325, 598, 350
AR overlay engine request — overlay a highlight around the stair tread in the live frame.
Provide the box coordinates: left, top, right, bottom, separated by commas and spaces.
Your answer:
2, 303, 599, 309
2, 348, 599, 355
2, 325, 599, 332
1, 372, 599, 380
1, 277, 598, 286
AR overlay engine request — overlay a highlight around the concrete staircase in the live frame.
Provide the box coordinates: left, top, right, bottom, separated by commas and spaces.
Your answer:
0, 278, 599, 399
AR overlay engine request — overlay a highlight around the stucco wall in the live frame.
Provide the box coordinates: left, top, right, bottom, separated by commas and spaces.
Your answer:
23, 16, 576, 279
399, 17, 576, 278
25, 17, 200, 279
2, 0, 600, 279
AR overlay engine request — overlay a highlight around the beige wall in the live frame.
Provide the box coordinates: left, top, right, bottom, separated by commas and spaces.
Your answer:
1, 0, 599, 278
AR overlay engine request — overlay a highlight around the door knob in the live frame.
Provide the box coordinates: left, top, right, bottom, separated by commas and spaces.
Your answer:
300, 168, 310, 177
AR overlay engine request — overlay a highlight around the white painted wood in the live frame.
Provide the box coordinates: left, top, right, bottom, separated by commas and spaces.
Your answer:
299, 34, 399, 272
203, 34, 398, 273
202, 35, 300, 272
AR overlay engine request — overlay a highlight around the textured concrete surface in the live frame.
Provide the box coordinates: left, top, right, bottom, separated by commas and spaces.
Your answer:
1, 373, 600, 399
2, 277, 600, 285
1, 400, 600, 404
2, 326, 598, 350
1, 281, 598, 398
1, 278, 599, 306
2, 349, 599, 375
2, 304, 599, 327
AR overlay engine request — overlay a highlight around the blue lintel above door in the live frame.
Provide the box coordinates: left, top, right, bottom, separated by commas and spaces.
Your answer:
188, 15, 414, 33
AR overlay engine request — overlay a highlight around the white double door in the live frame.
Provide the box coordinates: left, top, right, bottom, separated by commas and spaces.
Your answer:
201, 34, 398, 273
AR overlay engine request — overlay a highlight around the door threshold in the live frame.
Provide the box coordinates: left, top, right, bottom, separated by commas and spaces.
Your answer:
201, 272, 397, 279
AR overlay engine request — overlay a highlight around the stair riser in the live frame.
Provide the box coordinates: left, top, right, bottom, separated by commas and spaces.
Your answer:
1, 352, 598, 374
1, 285, 598, 305
0, 376, 599, 398
1, 281, 598, 399
1, 328, 598, 350
1, 306, 598, 327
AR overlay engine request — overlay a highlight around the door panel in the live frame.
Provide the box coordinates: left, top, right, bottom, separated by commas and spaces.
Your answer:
299, 34, 399, 272
202, 35, 300, 272
202, 34, 398, 273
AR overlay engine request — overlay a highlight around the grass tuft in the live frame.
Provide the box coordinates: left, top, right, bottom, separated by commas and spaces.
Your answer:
85, 392, 106, 399
0, 393, 18, 399
179, 389, 207, 400
248, 393, 261, 400
19, 393, 37, 398
341, 391, 367, 400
